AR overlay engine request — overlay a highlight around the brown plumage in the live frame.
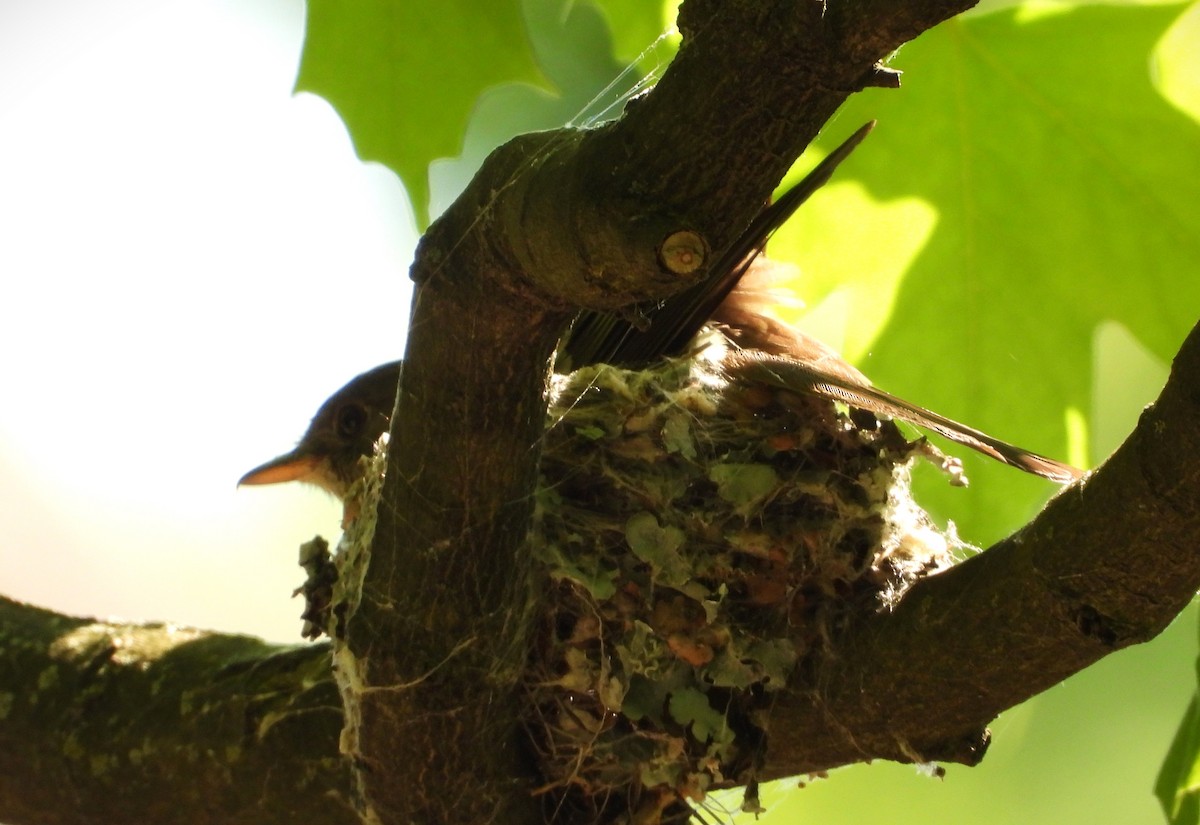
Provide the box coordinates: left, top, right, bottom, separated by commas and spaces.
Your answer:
239, 123, 1082, 497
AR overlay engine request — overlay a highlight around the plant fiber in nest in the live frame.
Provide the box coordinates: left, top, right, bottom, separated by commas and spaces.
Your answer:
525, 339, 955, 823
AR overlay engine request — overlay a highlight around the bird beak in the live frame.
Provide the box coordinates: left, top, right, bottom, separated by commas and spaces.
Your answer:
238, 451, 323, 487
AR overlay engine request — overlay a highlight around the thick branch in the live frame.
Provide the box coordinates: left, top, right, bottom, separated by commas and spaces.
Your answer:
491, 0, 982, 312
5, 317, 1196, 823
13, 0, 1197, 817
767, 317, 1200, 775
0, 597, 352, 825
345, 1, 982, 822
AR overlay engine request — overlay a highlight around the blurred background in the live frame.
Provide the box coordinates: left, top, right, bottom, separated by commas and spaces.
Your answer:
0, 0, 411, 642
1, 0, 1196, 823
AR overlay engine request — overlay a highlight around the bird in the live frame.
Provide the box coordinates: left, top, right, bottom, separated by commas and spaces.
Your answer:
239, 122, 1082, 499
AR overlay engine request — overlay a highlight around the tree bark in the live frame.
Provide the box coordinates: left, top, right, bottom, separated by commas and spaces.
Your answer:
345, 2, 985, 823
2, 315, 1196, 823
765, 317, 1200, 776
6, 0, 1199, 823
0, 597, 354, 825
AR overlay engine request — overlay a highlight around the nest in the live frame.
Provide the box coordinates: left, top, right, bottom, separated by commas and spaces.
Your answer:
314, 336, 958, 824
524, 341, 955, 823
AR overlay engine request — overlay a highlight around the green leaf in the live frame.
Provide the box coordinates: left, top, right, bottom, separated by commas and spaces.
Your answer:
704, 638, 798, 690
296, 0, 549, 226
622, 673, 668, 722
773, 2, 1200, 543
1155, 612, 1200, 825
584, 0, 675, 65
744, 637, 799, 689
708, 463, 779, 516
536, 538, 618, 598
668, 686, 727, 744
574, 424, 606, 440
1157, 694, 1200, 825
661, 412, 696, 459
704, 649, 759, 690
625, 511, 691, 584
428, 0, 638, 214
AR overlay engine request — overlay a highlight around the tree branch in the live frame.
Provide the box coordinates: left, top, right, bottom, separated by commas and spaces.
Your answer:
345, 1, 983, 822
767, 317, 1200, 776
4, 317, 1195, 823
0, 597, 353, 825
19, 1, 1195, 823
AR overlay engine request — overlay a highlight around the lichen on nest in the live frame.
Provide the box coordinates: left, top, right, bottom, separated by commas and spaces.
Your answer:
317, 338, 960, 824
524, 341, 956, 823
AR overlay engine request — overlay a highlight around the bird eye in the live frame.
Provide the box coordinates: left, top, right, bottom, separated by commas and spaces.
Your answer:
335, 403, 367, 439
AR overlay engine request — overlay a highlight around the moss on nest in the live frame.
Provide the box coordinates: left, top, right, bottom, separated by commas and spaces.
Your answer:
525, 344, 955, 822
319, 338, 959, 823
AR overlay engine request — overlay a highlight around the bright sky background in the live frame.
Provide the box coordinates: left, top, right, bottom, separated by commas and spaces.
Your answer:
1, 0, 1192, 643
2, 4, 1198, 825
0, 0, 418, 642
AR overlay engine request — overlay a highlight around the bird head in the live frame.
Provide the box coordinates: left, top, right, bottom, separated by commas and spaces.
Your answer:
238, 361, 402, 500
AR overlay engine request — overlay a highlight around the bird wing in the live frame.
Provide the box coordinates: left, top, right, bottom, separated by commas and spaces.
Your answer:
724, 348, 1084, 484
